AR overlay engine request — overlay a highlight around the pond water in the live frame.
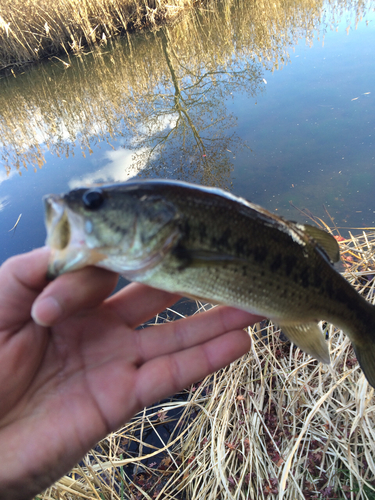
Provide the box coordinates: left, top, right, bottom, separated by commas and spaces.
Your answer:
0, 0, 374, 267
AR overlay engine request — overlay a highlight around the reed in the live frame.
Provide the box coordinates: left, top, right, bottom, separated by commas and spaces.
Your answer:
38, 231, 375, 500
1, 0, 364, 72
0, 0, 189, 70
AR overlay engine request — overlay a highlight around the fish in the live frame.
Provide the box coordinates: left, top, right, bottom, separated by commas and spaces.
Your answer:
43, 179, 375, 388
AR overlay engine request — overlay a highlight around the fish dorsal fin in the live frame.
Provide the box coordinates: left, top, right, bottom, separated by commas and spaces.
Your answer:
299, 225, 340, 263
278, 322, 330, 364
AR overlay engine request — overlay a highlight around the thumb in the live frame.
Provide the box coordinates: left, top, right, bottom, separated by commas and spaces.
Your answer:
0, 247, 50, 331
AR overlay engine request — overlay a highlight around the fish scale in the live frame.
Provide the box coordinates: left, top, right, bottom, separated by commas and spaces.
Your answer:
43, 179, 375, 388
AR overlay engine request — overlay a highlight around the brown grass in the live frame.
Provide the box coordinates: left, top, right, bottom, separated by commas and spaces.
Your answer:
1, 0, 365, 72
0, 0, 189, 70
37, 232, 375, 500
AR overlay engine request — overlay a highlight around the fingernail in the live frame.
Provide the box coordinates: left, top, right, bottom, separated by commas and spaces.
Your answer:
31, 297, 63, 327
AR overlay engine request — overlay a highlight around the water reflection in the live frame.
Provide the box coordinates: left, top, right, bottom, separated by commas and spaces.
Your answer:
2, 0, 368, 185
0, 0, 374, 269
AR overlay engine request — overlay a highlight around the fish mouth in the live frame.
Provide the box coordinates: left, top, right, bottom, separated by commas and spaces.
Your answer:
44, 195, 106, 279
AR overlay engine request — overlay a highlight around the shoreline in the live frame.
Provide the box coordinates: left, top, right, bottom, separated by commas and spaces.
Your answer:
0, 0, 196, 75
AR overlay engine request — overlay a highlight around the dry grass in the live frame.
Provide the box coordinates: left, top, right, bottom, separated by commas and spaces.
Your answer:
37, 232, 375, 500
0, 0, 189, 70
1, 0, 365, 72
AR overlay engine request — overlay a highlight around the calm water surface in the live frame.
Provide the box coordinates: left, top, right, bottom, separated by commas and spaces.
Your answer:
0, 0, 374, 266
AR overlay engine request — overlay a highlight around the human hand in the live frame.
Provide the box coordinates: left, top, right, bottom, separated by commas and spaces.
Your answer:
0, 247, 262, 499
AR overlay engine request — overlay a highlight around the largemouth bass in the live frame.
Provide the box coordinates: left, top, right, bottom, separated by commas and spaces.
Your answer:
44, 180, 375, 388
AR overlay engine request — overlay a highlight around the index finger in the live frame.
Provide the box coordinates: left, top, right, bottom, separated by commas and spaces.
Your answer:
105, 282, 181, 328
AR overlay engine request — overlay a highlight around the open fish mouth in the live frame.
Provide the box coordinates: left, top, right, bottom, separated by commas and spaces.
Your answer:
44, 195, 106, 279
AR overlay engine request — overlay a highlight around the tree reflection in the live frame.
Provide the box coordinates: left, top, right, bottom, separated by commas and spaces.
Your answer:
129, 28, 261, 187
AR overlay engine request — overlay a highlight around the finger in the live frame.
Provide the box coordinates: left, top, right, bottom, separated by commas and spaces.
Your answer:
0, 247, 51, 330
134, 328, 251, 410
31, 267, 119, 327
135, 305, 263, 362
106, 282, 181, 328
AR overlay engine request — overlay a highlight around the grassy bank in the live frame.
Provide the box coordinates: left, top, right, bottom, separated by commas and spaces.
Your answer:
38, 231, 375, 500
0, 0, 190, 70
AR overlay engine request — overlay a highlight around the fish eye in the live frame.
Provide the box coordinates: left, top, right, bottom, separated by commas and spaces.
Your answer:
82, 189, 104, 210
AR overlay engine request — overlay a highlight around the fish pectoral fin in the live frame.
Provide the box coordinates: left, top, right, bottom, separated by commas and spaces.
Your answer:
278, 322, 330, 364
301, 225, 340, 263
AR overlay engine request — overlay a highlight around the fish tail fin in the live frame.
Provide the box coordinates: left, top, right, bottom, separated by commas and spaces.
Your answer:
351, 340, 375, 388
346, 303, 375, 388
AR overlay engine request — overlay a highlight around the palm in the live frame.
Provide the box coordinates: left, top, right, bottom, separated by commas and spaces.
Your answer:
0, 248, 260, 499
